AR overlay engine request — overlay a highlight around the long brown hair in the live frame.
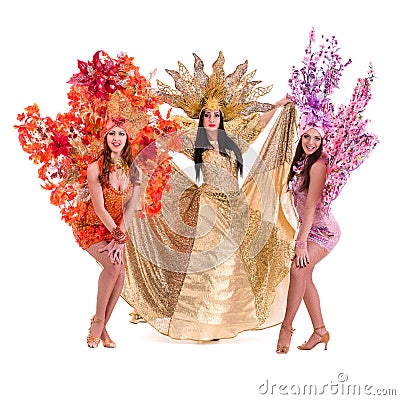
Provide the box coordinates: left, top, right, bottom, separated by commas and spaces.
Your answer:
287, 138, 323, 191
98, 135, 139, 185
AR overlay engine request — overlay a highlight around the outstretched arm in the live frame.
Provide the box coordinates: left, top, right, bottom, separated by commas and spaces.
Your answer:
258, 97, 291, 131
294, 161, 327, 267
234, 97, 293, 153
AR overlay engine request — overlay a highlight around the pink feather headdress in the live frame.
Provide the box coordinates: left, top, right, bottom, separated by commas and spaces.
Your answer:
288, 27, 352, 137
288, 28, 379, 214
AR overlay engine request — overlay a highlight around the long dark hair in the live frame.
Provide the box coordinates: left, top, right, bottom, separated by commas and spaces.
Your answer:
194, 110, 243, 181
98, 135, 138, 186
287, 137, 323, 191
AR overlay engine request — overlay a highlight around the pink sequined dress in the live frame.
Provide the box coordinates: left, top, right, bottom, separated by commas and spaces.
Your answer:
291, 157, 341, 252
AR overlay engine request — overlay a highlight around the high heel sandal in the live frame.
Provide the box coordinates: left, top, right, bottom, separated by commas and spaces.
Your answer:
129, 310, 146, 324
276, 324, 295, 354
101, 327, 116, 348
297, 325, 330, 350
86, 316, 104, 348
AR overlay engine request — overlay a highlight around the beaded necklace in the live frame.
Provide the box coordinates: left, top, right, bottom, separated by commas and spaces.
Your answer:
110, 158, 129, 181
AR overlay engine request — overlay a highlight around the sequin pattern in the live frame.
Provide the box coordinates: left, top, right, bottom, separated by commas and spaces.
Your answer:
72, 181, 133, 249
121, 104, 298, 340
291, 161, 341, 252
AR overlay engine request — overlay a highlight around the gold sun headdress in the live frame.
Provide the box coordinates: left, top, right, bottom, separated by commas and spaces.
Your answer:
157, 51, 274, 122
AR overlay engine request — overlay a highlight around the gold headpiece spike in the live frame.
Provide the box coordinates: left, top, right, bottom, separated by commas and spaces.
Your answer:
193, 53, 209, 87
225, 71, 256, 110
178, 61, 205, 105
202, 52, 225, 114
243, 81, 262, 97
156, 80, 182, 108
166, 68, 191, 97
157, 52, 273, 121
225, 60, 248, 88
164, 62, 204, 115
177, 61, 196, 85
148, 68, 157, 81
209, 51, 226, 89
249, 85, 274, 101
241, 70, 257, 90
224, 61, 249, 107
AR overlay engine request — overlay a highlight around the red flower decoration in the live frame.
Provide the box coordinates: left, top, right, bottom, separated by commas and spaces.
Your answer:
67, 50, 120, 100
50, 133, 71, 157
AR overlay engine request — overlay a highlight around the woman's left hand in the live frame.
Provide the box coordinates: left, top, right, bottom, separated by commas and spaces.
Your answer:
99, 240, 125, 265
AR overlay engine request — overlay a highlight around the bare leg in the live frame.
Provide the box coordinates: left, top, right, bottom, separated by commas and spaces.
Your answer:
300, 242, 329, 347
303, 280, 323, 327
86, 242, 125, 341
101, 267, 125, 346
276, 241, 328, 351
276, 260, 311, 351
104, 268, 124, 324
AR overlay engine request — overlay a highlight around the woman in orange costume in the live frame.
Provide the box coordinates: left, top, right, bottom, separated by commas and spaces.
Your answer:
72, 116, 142, 348
15, 50, 181, 348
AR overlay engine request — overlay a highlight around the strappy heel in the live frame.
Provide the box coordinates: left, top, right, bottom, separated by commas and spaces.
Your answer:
276, 323, 295, 354
87, 316, 104, 348
101, 327, 116, 348
297, 325, 330, 350
129, 309, 146, 324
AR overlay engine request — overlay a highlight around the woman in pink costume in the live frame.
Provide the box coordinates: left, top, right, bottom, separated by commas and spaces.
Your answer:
276, 29, 378, 353
276, 121, 338, 353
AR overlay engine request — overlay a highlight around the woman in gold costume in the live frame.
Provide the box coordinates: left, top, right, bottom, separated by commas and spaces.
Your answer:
121, 52, 299, 341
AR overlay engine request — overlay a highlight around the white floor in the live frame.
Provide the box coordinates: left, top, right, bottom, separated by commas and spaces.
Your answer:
2, 233, 398, 399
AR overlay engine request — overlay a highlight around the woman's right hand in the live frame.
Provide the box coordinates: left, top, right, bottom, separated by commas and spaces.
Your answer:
294, 245, 310, 268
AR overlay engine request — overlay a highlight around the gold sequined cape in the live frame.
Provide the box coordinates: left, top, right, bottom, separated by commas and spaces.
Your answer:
121, 103, 298, 341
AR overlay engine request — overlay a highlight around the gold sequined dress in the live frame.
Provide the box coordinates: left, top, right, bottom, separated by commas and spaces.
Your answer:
121, 104, 298, 340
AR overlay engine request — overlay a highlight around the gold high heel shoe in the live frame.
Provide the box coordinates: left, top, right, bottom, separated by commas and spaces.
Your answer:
129, 309, 146, 324
297, 325, 330, 350
101, 327, 116, 348
276, 324, 295, 354
87, 316, 104, 348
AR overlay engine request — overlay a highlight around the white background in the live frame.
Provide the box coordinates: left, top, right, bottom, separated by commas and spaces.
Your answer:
1, 1, 398, 399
